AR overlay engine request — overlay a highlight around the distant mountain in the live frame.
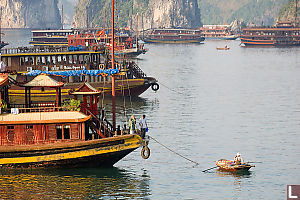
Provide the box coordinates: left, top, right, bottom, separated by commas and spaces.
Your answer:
58, 0, 78, 27
199, 0, 288, 25
0, 0, 62, 29
73, 0, 202, 30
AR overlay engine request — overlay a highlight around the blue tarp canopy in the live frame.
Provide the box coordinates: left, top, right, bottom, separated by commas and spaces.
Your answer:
25, 69, 120, 78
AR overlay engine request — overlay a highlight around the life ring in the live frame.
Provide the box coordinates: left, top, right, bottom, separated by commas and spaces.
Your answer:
141, 146, 150, 159
151, 83, 159, 91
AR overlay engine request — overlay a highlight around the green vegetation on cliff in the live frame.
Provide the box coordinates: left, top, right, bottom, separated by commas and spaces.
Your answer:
199, 0, 287, 25
278, 0, 300, 21
74, 0, 149, 28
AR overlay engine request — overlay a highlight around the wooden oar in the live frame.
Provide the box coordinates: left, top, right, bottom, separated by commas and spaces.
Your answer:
202, 166, 218, 172
247, 161, 262, 164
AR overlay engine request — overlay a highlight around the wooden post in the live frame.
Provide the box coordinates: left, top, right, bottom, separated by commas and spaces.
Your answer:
25, 87, 28, 108
56, 88, 59, 108
28, 87, 31, 108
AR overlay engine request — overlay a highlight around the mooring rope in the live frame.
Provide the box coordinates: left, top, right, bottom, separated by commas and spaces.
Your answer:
149, 136, 199, 166
158, 81, 185, 95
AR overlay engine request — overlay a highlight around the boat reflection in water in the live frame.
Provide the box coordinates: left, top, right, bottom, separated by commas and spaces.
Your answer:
0, 167, 151, 199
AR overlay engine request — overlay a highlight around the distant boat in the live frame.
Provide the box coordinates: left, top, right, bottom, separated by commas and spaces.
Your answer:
216, 159, 254, 172
200, 25, 238, 40
143, 28, 205, 44
240, 21, 300, 46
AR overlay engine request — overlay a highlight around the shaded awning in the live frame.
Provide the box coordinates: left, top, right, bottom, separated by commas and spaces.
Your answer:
22, 74, 64, 88
69, 81, 101, 95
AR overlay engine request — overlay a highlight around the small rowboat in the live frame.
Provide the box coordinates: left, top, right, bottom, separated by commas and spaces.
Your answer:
216, 159, 254, 172
216, 47, 230, 50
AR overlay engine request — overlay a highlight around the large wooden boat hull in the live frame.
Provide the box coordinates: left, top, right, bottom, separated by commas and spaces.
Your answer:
0, 134, 142, 168
216, 159, 254, 172
8, 77, 156, 101
143, 38, 205, 44
240, 38, 275, 46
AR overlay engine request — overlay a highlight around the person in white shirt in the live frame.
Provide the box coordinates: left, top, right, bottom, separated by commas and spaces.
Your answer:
234, 152, 244, 165
139, 115, 148, 139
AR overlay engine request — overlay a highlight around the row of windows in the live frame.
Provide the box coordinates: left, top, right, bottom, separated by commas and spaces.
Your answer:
19, 54, 101, 66
6, 125, 71, 140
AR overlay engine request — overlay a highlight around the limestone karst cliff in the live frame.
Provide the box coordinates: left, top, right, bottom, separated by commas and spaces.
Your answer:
73, 0, 202, 30
0, 0, 62, 29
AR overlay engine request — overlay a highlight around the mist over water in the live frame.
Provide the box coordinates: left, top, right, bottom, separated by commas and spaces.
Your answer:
1, 30, 300, 199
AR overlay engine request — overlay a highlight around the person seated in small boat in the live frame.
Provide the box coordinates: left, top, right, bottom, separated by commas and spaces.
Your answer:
225, 45, 228, 49
234, 152, 244, 165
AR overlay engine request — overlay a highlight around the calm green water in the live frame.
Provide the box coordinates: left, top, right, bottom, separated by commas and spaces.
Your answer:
1, 29, 300, 199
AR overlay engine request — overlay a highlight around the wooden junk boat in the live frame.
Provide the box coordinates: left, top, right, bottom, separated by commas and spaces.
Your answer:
0, 0, 150, 168
68, 29, 147, 57
200, 25, 238, 40
240, 21, 300, 46
143, 28, 205, 44
0, 46, 159, 102
216, 159, 254, 172
0, 73, 149, 168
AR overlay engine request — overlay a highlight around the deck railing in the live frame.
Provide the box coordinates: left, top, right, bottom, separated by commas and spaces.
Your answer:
0, 46, 69, 55
7, 106, 78, 113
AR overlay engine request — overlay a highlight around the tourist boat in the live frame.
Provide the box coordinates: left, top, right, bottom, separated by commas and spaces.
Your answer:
0, 73, 149, 168
216, 159, 254, 172
0, 0, 150, 168
0, 46, 159, 102
143, 28, 205, 44
240, 21, 300, 46
200, 25, 238, 40
68, 29, 147, 57
29, 29, 74, 46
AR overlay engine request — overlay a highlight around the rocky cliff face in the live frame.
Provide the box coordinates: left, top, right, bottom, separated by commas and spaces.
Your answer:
0, 0, 62, 29
73, 0, 202, 30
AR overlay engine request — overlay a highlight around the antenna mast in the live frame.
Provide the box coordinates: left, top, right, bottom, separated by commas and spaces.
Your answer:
61, 4, 64, 30
111, 0, 116, 130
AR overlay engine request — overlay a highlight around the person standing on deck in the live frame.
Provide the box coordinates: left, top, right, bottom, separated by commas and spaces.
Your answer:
234, 152, 244, 165
139, 115, 148, 139
129, 115, 136, 134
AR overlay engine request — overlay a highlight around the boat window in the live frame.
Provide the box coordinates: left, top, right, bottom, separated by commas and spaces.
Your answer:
68, 55, 73, 64
79, 55, 84, 64
25, 57, 29, 65
63, 125, 70, 139
7, 126, 14, 130
52, 56, 56, 65
20, 57, 25, 66
56, 125, 62, 139
30, 56, 35, 65
41, 56, 46, 65
57, 56, 62, 64
36, 56, 41, 65
26, 125, 33, 129
47, 56, 51, 65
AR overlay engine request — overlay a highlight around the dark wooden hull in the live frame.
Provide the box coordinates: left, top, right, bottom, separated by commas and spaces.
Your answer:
8, 77, 157, 102
0, 135, 143, 169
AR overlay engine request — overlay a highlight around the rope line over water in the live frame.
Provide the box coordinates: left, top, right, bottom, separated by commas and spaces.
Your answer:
149, 136, 199, 166
158, 81, 185, 95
